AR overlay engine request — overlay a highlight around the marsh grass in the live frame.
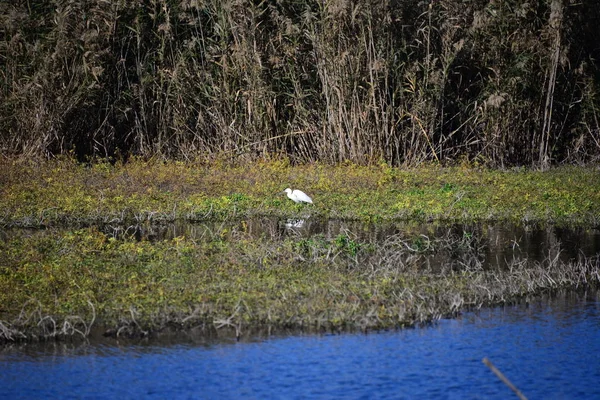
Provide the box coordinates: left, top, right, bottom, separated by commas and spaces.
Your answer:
1, 224, 598, 342
1, 158, 599, 228
2, 158, 599, 341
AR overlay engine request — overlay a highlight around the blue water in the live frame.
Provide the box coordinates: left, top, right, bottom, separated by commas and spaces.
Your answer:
1, 293, 599, 399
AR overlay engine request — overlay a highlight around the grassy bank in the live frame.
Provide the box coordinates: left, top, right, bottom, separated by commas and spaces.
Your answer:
1, 158, 600, 341
1, 224, 598, 342
1, 158, 600, 227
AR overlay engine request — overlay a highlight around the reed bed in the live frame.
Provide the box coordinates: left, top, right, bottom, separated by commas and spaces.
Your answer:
1, 0, 599, 166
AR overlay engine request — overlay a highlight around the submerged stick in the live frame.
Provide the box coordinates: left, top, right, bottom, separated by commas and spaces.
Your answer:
482, 357, 528, 400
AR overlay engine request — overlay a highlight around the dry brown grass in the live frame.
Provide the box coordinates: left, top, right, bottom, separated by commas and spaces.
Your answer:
0, 1, 599, 166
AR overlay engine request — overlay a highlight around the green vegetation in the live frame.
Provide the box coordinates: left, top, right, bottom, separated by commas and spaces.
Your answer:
1, 158, 599, 227
1, 224, 598, 341
0, 158, 599, 341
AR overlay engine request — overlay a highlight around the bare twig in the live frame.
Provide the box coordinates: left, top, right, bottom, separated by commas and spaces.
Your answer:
482, 357, 528, 400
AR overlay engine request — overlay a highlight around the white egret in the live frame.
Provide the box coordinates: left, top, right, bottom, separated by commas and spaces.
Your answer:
283, 188, 313, 204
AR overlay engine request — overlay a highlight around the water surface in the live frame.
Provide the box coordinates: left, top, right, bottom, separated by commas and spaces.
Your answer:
2, 291, 599, 399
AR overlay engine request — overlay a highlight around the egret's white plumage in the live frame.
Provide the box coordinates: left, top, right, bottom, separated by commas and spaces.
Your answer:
283, 188, 313, 204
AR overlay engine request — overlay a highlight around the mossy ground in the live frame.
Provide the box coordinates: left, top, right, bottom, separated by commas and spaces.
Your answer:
1, 157, 599, 227
1, 158, 599, 341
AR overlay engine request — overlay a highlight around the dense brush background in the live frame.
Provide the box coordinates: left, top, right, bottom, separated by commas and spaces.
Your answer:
1, 0, 599, 166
